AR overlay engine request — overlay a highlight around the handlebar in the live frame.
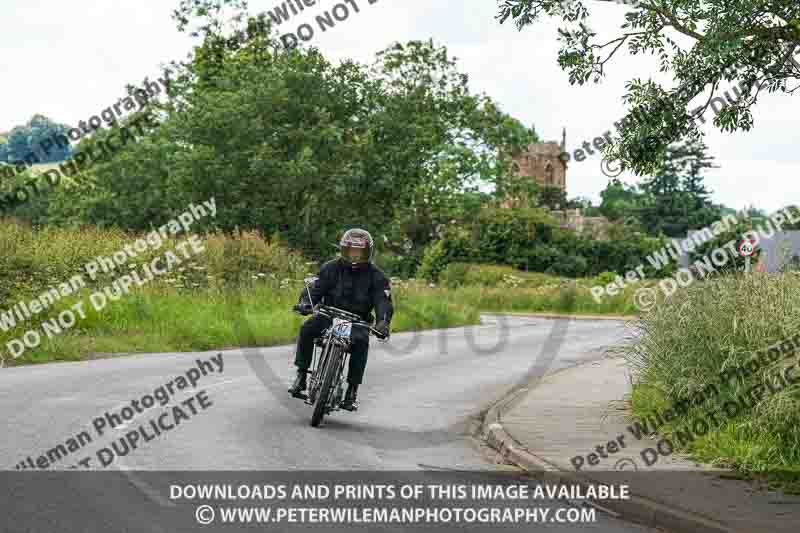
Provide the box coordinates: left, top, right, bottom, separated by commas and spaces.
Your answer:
316, 305, 388, 339
295, 304, 389, 340
315, 304, 363, 322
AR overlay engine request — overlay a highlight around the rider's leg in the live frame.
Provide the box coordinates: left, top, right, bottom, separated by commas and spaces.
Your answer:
290, 315, 330, 394
293, 314, 331, 371
341, 328, 369, 409
347, 327, 370, 385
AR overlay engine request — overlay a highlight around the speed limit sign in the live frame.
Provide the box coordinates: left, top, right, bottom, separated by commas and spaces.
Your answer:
739, 240, 756, 274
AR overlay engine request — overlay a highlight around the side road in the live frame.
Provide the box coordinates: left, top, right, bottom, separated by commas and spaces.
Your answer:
482, 354, 800, 533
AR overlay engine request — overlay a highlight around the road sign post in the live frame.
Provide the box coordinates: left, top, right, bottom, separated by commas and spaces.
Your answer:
739, 240, 755, 273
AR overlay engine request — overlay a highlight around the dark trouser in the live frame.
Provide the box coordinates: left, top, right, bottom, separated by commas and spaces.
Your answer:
294, 314, 370, 385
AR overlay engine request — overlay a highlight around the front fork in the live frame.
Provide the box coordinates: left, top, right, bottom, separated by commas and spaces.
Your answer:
304, 343, 321, 406
305, 339, 349, 410
326, 344, 349, 412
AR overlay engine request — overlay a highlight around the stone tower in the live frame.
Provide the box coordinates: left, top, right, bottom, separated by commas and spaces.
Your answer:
510, 127, 568, 192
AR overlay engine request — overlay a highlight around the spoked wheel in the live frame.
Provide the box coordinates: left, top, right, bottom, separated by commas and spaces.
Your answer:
311, 345, 340, 427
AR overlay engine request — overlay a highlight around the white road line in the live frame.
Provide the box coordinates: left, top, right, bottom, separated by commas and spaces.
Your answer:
116, 462, 176, 507
111, 378, 242, 430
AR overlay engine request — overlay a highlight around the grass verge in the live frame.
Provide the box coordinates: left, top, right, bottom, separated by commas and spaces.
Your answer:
0, 220, 641, 367
2, 271, 644, 366
620, 272, 800, 492
449, 285, 639, 315
2, 282, 481, 366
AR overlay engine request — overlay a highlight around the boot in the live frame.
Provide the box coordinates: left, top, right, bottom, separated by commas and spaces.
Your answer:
340, 382, 359, 411
288, 369, 308, 397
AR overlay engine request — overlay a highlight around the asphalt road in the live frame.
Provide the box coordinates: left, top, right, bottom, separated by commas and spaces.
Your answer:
1, 315, 656, 533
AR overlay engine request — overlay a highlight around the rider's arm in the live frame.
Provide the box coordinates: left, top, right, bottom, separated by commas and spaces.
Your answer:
371, 271, 394, 325
301, 260, 337, 307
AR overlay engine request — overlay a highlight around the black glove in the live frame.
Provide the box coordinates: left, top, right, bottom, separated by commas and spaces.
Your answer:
293, 303, 313, 315
375, 320, 390, 339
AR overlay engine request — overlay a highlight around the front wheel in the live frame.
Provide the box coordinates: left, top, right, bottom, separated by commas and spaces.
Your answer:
311, 344, 340, 427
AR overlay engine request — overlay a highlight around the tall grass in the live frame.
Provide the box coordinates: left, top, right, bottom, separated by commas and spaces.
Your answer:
449, 285, 638, 315
0, 215, 482, 365
431, 263, 648, 315
1, 218, 639, 368
619, 273, 800, 485
0, 218, 311, 301
4, 282, 481, 365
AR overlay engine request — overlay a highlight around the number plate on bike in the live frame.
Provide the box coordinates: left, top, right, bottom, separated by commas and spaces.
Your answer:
331, 317, 351, 337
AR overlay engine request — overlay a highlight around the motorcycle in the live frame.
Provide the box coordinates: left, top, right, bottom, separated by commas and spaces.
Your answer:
292, 276, 389, 427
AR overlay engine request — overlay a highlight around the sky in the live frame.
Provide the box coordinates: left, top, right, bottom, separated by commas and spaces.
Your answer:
1, 0, 797, 213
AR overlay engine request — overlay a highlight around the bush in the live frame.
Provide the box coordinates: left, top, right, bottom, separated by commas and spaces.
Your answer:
437, 263, 521, 288
524, 244, 561, 272
413, 206, 667, 280
547, 254, 588, 277
446, 283, 637, 315
438, 262, 471, 288
437, 262, 588, 290
0, 220, 353, 365
0, 217, 133, 301
202, 229, 308, 287
620, 272, 800, 479
689, 216, 757, 275
416, 239, 448, 281
594, 271, 619, 286
0, 219, 308, 304
374, 250, 419, 279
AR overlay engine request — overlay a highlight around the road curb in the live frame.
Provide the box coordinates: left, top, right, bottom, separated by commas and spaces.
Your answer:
480, 377, 737, 533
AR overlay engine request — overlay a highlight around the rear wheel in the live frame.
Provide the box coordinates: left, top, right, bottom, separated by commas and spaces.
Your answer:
311, 344, 340, 427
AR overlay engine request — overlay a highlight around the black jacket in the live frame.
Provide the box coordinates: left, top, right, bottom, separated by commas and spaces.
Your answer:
299, 258, 394, 324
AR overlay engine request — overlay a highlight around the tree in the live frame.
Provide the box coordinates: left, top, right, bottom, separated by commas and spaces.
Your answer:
0, 115, 71, 164
598, 177, 643, 221
498, 0, 800, 175
6, 127, 31, 163
638, 137, 721, 236
567, 195, 595, 210
781, 205, 800, 229
167, 2, 540, 258
369, 40, 539, 254
28, 114, 71, 162
743, 205, 768, 226
537, 185, 568, 210
689, 216, 759, 274
678, 138, 716, 209
62, 16, 532, 265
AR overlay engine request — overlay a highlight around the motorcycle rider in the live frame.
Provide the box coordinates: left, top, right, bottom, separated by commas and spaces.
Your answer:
289, 228, 393, 411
